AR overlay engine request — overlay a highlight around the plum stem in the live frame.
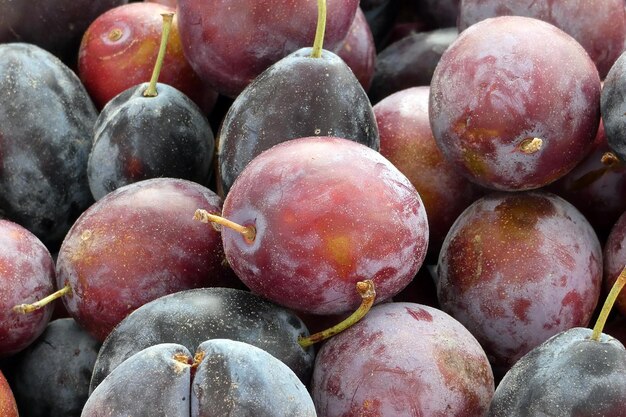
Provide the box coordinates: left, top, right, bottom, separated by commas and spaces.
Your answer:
591, 265, 626, 341
143, 12, 174, 97
298, 280, 376, 348
310, 0, 327, 58
194, 209, 256, 243
520, 137, 543, 154
12, 284, 72, 314
601, 151, 622, 167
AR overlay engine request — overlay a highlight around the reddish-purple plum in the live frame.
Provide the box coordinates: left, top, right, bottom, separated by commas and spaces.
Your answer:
0, 220, 55, 357
312, 302, 494, 416
0, 371, 18, 417
603, 211, 626, 317
458, 0, 626, 79
437, 191, 602, 371
429, 16, 601, 191
209, 136, 429, 316
176, 0, 358, 97
54, 178, 238, 341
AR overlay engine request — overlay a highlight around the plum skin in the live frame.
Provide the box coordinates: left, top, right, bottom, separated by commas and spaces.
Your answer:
312, 302, 494, 417
429, 15, 600, 191
437, 191, 602, 370
221, 136, 429, 316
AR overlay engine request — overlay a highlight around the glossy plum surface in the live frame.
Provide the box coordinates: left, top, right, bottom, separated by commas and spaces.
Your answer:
90, 287, 313, 391
0, 43, 97, 250
601, 51, 626, 162
603, 211, 626, 317
6, 318, 100, 417
437, 191, 603, 370
87, 82, 214, 200
429, 16, 601, 191
374, 86, 483, 260
55, 178, 236, 341
0, 220, 55, 357
177, 0, 358, 97
217, 48, 379, 196
312, 302, 494, 416
488, 328, 626, 416
459, 0, 626, 79
220, 137, 429, 315
78, 2, 216, 112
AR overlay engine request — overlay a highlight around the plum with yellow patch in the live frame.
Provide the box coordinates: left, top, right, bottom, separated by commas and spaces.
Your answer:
219, 136, 429, 315
437, 191, 602, 372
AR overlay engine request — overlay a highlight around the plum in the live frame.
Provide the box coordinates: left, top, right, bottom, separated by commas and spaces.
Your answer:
0, 220, 55, 357
458, 0, 626, 79
0, 43, 97, 250
429, 15, 600, 191
603, 211, 626, 317
437, 191, 602, 371
311, 302, 494, 416
90, 287, 314, 391
601, 50, 626, 162
177, 0, 358, 97
5, 318, 100, 417
78, 2, 217, 112
368, 27, 458, 104
82, 340, 316, 416
53, 178, 238, 341
488, 268, 626, 416
206, 136, 429, 316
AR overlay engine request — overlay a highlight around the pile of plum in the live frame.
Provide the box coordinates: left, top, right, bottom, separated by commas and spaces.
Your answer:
2, 0, 626, 416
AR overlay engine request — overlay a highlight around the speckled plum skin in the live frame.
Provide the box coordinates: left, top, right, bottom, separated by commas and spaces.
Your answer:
0, 371, 18, 417
0, 43, 97, 250
311, 302, 494, 417
221, 137, 429, 315
0, 220, 55, 357
458, 0, 626, 79
437, 191, 602, 370
177, 0, 358, 97
374, 86, 483, 260
488, 328, 626, 416
83, 341, 316, 416
217, 48, 379, 196
55, 178, 236, 342
90, 288, 314, 391
429, 16, 601, 191
601, 51, 626, 162
603, 211, 626, 317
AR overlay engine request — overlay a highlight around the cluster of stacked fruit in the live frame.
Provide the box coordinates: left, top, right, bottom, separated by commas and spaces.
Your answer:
1, 0, 626, 415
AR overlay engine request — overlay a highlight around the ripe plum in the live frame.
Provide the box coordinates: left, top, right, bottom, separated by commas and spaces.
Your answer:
603, 211, 626, 316
437, 191, 602, 371
459, 0, 626, 79
601, 51, 626, 162
5, 318, 100, 417
90, 287, 314, 391
311, 302, 494, 416
176, 0, 358, 97
0, 43, 97, 250
0, 370, 18, 417
0, 220, 55, 357
212, 136, 429, 315
429, 16, 601, 191
54, 178, 237, 341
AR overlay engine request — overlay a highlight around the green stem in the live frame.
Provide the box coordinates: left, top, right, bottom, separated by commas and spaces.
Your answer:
298, 280, 376, 348
143, 12, 175, 97
310, 0, 327, 58
13, 284, 72, 314
591, 266, 626, 341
